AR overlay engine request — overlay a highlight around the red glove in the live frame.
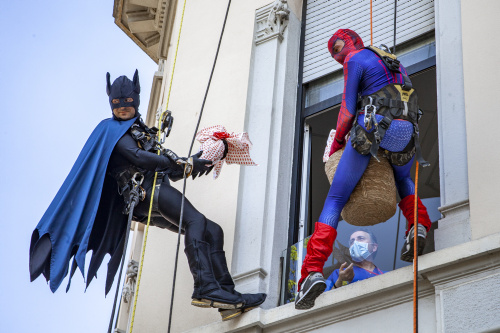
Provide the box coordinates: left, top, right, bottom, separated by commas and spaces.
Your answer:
329, 138, 345, 156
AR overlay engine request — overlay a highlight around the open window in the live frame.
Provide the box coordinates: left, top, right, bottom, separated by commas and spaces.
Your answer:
281, 67, 440, 305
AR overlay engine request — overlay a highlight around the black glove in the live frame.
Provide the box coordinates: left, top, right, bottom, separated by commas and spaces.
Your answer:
161, 149, 186, 182
191, 151, 213, 180
167, 164, 185, 182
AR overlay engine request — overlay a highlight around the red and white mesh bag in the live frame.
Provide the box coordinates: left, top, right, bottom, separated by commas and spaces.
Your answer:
196, 125, 257, 179
323, 129, 336, 162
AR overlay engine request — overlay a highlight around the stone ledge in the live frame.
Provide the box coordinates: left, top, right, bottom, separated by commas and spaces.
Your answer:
182, 232, 500, 333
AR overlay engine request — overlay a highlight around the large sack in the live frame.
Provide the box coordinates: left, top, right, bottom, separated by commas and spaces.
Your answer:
325, 148, 397, 226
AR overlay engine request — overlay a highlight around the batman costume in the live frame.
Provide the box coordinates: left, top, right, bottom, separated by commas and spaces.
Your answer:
29, 70, 266, 319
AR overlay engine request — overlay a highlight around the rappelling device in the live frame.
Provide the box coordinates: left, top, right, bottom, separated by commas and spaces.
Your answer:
159, 110, 174, 143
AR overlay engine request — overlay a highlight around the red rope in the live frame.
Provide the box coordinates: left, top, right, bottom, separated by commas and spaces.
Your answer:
370, 0, 373, 45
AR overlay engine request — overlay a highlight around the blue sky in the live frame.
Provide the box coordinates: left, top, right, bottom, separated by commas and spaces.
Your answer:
0, 1, 158, 332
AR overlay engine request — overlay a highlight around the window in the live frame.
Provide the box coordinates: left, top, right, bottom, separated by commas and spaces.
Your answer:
281, 65, 440, 305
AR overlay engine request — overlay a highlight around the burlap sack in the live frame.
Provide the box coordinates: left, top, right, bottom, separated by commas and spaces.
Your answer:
325, 147, 397, 226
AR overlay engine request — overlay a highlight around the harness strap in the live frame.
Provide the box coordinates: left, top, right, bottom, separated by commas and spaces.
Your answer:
130, 124, 158, 152
401, 74, 413, 91
366, 111, 428, 166
359, 96, 418, 114
152, 173, 164, 212
364, 45, 412, 90
369, 114, 392, 158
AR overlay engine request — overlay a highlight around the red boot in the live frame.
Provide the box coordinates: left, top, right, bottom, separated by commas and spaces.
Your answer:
295, 222, 337, 310
398, 195, 432, 262
399, 195, 432, 233
298, 222, 337, 289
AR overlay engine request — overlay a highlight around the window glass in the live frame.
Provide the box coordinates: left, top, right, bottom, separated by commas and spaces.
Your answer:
282, 197, 440, 305
305, 72, 343, 107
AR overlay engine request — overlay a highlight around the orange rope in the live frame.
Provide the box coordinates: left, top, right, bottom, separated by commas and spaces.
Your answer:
370, 0, 373, 45
413, 161, 419, 333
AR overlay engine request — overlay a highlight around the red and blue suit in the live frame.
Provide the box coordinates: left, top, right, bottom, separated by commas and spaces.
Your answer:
299, 29, 431, 287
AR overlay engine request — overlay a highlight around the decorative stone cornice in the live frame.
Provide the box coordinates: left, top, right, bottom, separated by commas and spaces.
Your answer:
255, 0, 290, 45
232, 267, 268, 281
438, 198, 469, 216
113, 0, 178, 63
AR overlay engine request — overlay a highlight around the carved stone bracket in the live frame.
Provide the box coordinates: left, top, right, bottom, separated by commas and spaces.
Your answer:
121, 259, 139, 303
255, 0, 290, 45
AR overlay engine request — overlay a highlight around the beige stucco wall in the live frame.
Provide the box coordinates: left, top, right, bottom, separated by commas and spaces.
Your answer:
129, 1, 296, 332
112, 1, 500, 332
461, 0, 500, 240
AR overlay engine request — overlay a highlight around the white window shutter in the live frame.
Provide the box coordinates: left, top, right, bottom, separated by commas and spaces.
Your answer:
303, 0, 435, 83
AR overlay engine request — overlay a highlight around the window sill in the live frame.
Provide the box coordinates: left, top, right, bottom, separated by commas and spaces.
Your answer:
183, 233, 500, 333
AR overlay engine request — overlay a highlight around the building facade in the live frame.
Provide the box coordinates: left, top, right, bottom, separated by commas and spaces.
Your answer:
112, 0, 500, 332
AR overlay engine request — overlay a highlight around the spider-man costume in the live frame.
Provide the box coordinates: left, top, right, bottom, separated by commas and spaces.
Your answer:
299, 29, 431, 287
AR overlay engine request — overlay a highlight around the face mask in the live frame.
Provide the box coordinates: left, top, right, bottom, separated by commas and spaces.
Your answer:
327, 29, 364, 65
349, 241, 372, 262
106, 70, 141, 114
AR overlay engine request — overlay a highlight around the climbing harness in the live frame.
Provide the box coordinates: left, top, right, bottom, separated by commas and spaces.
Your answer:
130, 120, 194, 177
130, 119, 194, 212
129, 114, 174, 152
107, 172, 144, 333
350, 45, 429, 168
111, 167, 147, 209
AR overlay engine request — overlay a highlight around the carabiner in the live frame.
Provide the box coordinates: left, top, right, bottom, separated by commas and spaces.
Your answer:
131, 172, 144, 186
364, 107, 372, 130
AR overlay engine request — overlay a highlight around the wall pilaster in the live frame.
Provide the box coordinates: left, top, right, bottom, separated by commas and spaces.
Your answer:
231, 0, 300, 308
433, 0, 471, 250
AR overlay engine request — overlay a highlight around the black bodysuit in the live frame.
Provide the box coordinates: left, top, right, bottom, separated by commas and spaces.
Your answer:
108, 129, 225, 249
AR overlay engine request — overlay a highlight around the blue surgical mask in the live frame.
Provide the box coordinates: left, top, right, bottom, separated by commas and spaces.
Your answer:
349, 241, 372, 262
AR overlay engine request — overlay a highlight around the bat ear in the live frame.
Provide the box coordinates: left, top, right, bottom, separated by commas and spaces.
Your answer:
106, 72, 112, 96
133, 69, 140, 94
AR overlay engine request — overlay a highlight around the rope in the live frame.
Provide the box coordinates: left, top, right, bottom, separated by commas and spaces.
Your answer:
393, 0, 397, 54
392, 208, 401, 270
369, 2, 418, 330
127, 1, 188, 332
167, 2, 232, 331
385, 2, 418, 329
370, 0, 373, 45
108, 192, 138, 333
413, 161, 420, 333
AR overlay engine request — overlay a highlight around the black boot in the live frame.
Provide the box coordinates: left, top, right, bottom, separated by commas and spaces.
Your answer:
184, 240, 244, 309
211, 249, 267, 321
